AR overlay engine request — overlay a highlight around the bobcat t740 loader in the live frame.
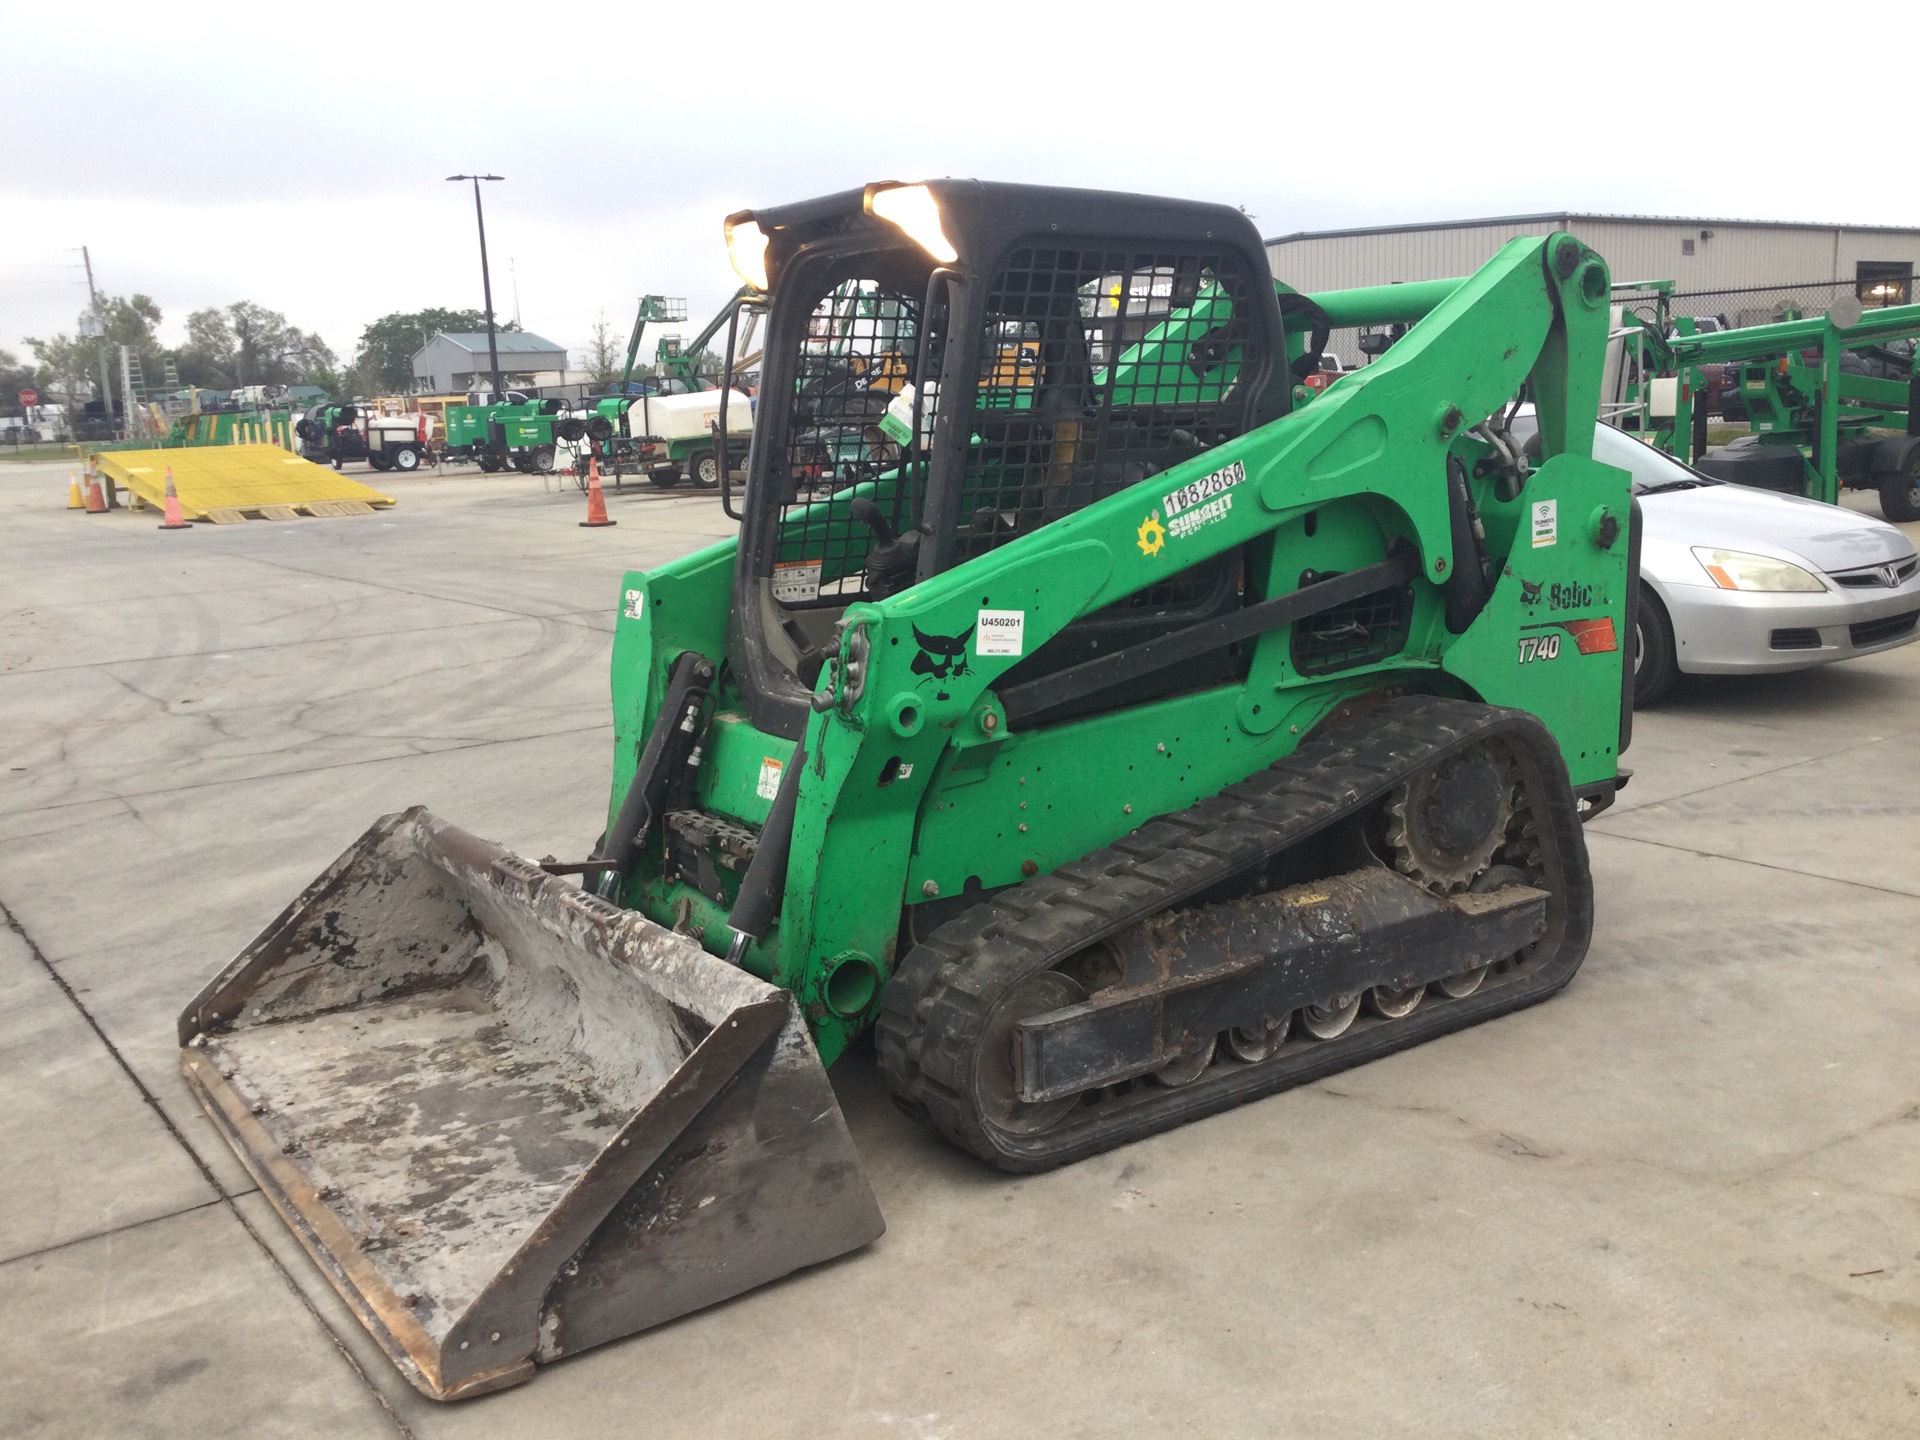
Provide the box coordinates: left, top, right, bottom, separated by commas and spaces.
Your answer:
179, 180, 1634, 1399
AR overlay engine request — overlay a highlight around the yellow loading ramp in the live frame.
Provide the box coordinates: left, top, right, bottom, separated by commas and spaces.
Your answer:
95, 446, 394, 523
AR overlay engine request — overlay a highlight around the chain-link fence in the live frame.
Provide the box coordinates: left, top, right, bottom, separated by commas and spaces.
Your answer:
1671, 276, 1912, 330
1313, 268, 1915, 373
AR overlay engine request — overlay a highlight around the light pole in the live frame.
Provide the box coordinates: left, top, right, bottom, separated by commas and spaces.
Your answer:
446, 174, 505, 399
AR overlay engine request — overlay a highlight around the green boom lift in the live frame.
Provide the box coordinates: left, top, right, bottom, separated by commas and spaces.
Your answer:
1634, 298, 1920, 521
178, 180, 1634, 1402
561, 293, 758, 485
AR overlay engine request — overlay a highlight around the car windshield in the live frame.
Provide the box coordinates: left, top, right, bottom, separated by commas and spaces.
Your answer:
1508, 412, 1721, 496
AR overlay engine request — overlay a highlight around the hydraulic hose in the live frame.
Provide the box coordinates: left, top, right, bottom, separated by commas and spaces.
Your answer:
594, 651, 713, 897
724, 740, 807, 965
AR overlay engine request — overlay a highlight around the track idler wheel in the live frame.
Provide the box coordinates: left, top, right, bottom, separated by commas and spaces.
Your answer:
1150, 1034, 1217, 1087
976, 970, 1087, 1136
1368, 984, 1424, 1019
1300, 993, 1361, 1039
1225, 1012, 1291, 1063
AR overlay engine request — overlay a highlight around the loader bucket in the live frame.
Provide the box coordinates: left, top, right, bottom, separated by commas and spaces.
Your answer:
178, 808, 883, 1401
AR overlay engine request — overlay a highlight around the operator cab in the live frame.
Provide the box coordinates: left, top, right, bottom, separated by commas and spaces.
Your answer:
723, 180, 1289, 739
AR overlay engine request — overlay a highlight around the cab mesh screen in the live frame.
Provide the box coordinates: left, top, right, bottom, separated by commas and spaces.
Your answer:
950, 242, 1265, 578
774, 279, 920, 608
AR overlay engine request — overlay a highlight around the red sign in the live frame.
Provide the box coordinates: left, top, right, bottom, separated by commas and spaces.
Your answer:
18, 389, 35, 407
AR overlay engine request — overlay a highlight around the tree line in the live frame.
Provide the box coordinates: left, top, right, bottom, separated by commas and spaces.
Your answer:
14, 295, 341, 416
11, 298, 530, 414
5, 297, 715, 419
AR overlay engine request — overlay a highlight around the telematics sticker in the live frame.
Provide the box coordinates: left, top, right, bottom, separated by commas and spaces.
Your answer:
1531, 500, 1558, 549
772, 560, 822, 604
623, 588, 645, 619
975, 609, 1026, 657
756, 757, 784, 800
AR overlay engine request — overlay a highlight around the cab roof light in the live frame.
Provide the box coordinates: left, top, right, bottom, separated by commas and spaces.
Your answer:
724, 213, 770, 292
863, 182, 958, 265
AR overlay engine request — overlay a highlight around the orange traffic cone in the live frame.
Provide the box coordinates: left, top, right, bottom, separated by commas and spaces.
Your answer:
83, 464, 107, 514
67, 469, 85, 509
157, 467, 190, 531
579, 455, 617, 528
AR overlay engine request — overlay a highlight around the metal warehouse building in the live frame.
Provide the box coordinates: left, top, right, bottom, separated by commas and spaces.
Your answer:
1268, 213, 1920, 361
412, 331, 570, 395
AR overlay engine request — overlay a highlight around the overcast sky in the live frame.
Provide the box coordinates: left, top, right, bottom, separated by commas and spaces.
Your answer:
4, 2, 1908, 378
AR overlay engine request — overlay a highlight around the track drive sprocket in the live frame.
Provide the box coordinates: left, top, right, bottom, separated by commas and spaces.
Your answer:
1381, 740, 1514, 892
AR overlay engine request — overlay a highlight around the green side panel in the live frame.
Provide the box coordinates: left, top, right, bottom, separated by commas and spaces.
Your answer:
904, 682, 1353, 899
1440, 450, 1630, 789
605, 538, 736, 837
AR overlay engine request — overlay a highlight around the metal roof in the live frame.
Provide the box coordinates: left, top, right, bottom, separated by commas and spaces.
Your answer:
1264, 213, 1920, 246
423, 331, 566, 355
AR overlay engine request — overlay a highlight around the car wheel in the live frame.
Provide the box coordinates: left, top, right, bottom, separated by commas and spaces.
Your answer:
530, 444, 556, 475
392, 446, 421, 473
1879, 454, 1920, 524
478, 453, 504, 473
368, 453, 392, 472
689, 448, 719, 488
649, 467, 681, 489
1633, 583, 1678, 707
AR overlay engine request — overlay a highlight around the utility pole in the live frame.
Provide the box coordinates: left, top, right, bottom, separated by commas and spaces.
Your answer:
446, 174, 505, 399
80, 246, 114, 425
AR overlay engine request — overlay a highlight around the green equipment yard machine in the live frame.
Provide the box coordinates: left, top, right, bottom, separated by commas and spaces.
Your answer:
1631, 298, 1920, 520
178, 180, 1635, 1401
559, 293, 759, 488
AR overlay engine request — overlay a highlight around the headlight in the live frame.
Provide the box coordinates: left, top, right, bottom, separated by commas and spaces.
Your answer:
863, 182, 958, 264
1691, 547, 1826, 592
724, 212, 770, 291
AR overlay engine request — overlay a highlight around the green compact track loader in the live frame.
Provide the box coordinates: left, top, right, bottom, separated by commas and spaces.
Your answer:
179, 180, 1635, 1401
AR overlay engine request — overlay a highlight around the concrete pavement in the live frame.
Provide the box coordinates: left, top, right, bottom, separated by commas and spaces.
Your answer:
2, 458, 1915, 1437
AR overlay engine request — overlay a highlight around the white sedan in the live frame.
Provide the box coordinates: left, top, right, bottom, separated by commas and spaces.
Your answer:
1520, 420, 1920, 704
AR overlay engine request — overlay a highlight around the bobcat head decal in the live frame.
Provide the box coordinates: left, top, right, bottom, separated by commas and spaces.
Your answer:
911, 623, 974, 699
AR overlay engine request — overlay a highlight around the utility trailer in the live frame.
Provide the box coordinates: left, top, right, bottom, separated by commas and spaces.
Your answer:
295, 402, 436, 472
181, 180, 1633, 1402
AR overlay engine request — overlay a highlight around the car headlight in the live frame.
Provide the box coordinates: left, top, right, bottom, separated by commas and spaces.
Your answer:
1691, 547, 1826, 592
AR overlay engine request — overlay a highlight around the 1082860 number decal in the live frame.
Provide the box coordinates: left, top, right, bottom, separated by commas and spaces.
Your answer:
1518, 633, 1561, 663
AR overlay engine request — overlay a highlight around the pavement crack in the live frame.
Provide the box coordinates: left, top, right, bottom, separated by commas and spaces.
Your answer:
0, 891, 416, 1438
1, 721, 612, 819
1586, 828, 1920, 901
0, 1198, 229, 1270
1597, 725, 1920, 819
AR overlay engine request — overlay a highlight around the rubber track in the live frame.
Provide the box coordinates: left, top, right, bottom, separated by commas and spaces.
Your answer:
874, 693, 1594, 1172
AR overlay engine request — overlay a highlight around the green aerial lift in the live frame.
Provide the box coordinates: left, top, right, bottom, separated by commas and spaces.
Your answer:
1634, 298, 1920, 521
560, 292, 760, 487
178, 180, 1634, 1402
